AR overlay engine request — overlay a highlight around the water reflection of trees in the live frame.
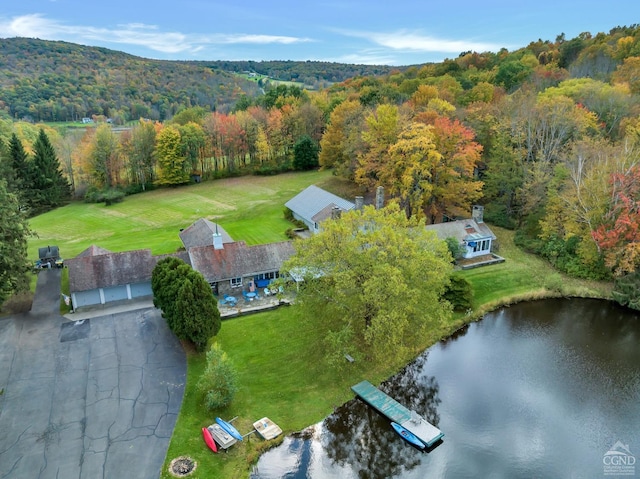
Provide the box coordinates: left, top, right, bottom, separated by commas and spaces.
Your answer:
322, 353, 441, 479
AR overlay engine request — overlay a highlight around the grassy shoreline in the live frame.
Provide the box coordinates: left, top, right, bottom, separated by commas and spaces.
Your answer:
160, 226, 612, 479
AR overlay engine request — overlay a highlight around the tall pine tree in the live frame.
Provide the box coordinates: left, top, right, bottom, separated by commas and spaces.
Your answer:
28, 129, 71, 213
7, 133, 29, 199
0, 179, 33, 306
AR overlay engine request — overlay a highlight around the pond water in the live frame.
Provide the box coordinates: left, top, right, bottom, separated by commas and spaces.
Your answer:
251, 299, 640, 479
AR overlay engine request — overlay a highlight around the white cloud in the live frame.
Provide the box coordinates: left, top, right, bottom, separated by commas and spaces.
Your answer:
0, 14, 312, 54
337, 28, 505, 54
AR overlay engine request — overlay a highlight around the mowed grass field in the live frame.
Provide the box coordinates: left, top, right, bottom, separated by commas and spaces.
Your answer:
28, 170, 347, 260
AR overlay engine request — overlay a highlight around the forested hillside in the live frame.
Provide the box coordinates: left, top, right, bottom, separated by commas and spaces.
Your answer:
203, 60, 404, 88
0, 38, 261, 122
0, 38, 404, 122
2, 25, 640, 309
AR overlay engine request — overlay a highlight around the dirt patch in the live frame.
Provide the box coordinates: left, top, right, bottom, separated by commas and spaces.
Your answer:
0, 291, 34, 315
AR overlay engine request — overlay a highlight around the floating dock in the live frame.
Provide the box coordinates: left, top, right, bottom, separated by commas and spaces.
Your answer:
351, 380, 444, 448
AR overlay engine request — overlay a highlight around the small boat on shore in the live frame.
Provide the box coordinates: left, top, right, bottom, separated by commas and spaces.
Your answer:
216, 417, 243, 441
202, 426, 218, 453
253, 417, 282, 440
391, 422, 426, 449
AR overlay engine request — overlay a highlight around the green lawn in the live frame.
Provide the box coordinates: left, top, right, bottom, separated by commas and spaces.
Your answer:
26, 173, 612, 478
160, 226, 611, 479
28, 170, 336, 260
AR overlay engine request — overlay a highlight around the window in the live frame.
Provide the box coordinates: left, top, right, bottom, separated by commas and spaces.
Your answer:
230, 277, 242, 288
255, 272, 280, 281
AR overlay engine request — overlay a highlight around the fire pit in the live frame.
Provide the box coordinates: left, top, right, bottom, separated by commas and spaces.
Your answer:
168, 456, 197, 477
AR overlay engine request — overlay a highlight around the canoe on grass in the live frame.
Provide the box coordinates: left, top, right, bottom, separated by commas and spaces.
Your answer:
216, 417, 243, 441
202, 427, 218, 453
391, 422, 426, 449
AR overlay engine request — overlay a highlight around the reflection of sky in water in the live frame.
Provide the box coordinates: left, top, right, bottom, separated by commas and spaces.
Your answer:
252, 299, 640, 479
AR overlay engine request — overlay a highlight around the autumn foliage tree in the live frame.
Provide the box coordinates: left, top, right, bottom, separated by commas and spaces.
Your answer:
593, 164, 640, 276
155, 125, 189, 186
283, 203, 452, 366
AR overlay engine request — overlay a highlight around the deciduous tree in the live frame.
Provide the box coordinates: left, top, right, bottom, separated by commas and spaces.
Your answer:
155, 125, 189, 186
283, 203, 452, 366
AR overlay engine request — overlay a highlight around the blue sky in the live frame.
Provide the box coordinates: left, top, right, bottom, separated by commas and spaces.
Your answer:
1, 1, 639, 65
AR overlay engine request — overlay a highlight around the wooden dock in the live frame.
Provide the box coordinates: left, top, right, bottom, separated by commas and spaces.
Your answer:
351, 380, 444, 448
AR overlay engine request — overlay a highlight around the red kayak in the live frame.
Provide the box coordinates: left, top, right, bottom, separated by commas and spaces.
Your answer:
202, 427, 218, 453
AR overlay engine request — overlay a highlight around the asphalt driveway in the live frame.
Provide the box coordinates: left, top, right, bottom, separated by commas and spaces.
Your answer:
0, 270, 186, 479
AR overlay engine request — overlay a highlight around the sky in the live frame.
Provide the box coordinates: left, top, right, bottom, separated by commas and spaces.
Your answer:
1, 1, 639, 66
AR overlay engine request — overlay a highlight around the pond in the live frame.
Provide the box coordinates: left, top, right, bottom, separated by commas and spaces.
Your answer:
251, 298, 640, 479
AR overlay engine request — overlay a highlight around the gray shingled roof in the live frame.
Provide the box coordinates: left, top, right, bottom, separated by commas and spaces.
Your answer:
76, 245, 112, 257
284, 185, 355, 223
188, 241, 295, 283
425, 219, 496, 243
179, 219, 234, 249
67, 248, 192, 293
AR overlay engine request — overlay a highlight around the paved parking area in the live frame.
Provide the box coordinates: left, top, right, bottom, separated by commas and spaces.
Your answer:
0, 270, 186, 479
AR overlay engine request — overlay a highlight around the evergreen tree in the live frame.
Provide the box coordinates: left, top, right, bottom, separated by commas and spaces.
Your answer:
7, 133, 29, 199
0, 180, 33, 306
0, 138, 14, 187
612, 272, 640, 311
28, 129, 71, 213
293, 134, 319, 170
152, 257, 221, 351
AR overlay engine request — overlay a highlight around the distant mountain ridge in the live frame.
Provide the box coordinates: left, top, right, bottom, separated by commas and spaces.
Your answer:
0, 38, 403, 123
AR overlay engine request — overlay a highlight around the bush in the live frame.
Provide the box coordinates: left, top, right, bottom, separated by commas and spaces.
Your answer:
84, 187, 125, 205
444, 237, 465, 261
197, 343, 238, 410
444, 274, 474, 311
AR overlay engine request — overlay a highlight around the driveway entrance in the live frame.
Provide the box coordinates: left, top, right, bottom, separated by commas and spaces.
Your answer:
0, 270, 186, 478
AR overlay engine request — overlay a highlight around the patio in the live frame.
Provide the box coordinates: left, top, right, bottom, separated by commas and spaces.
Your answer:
217, 290, 293, 318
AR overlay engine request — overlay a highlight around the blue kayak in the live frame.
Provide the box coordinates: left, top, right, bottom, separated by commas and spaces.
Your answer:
216, 417, 243, 441
391, 422, 425, 449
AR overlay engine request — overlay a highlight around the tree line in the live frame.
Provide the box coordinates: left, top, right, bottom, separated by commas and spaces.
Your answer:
3, 24, 640, 310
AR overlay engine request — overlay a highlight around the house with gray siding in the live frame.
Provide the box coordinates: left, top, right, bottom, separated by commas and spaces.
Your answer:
284, 185, 355, 234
